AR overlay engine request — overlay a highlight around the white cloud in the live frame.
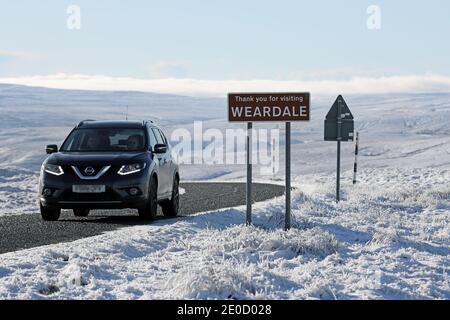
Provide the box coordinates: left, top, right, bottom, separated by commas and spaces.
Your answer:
1, 73, 450, 97
148, 60, 191, 78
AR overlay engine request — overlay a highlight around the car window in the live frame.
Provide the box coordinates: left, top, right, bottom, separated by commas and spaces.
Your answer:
151, 128, 164, 144
61, 128, 146, 152
148, 127, 158, 150
158, 129, 168, 145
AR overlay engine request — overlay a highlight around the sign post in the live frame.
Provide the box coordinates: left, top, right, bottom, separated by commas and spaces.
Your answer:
228, 93, 310, 229
336, 99, 342, 202
324, 95, 354, 202
285, 121, 291, 230
246, 122, 252, 225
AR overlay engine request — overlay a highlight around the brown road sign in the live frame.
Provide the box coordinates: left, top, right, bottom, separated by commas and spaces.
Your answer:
228, 93, 310, 122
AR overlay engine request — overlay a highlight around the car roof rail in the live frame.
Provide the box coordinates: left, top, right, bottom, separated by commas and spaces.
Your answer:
77, 119, 96, 127
143, 119, 155, 126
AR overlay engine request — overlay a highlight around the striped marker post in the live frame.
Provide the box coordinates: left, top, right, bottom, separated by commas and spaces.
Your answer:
353, 131, 359, 184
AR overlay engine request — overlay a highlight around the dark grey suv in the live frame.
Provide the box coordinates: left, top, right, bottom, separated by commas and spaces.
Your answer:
39, 120, 180, 221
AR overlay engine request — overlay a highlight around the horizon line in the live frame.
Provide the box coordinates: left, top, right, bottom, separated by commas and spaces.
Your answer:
1, 73, 450, 98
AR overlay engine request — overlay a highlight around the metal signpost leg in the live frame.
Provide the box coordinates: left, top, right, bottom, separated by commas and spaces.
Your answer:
336, 140, 341, 202
285, 122, 291, 230
336, 99, 342, 203
272, 136, 276, 177
246, 122, 252, 225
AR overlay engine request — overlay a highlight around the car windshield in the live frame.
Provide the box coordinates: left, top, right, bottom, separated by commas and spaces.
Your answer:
60, 128, 147, 152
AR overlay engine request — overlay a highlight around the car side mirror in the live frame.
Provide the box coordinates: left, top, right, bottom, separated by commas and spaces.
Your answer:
46, 144, 58, 154
153, 144, 167, 154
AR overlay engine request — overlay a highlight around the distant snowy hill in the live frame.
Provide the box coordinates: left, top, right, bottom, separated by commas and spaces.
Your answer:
1, 84, 450, 214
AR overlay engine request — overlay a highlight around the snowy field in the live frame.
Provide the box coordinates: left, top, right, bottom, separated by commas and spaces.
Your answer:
0, 168, 448, 299
0, 84, 449, 299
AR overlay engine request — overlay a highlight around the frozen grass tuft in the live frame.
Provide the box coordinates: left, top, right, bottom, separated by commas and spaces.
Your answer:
160, 225, 339, 299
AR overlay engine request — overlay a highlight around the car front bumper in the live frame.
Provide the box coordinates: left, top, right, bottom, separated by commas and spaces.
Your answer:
39, 167, 151, 209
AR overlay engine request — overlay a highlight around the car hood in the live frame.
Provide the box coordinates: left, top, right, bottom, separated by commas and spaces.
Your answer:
47, 151, 149, 166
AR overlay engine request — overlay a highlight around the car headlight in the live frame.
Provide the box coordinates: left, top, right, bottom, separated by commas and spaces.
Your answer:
117, 163, 146, 175
44, 164, 64, 176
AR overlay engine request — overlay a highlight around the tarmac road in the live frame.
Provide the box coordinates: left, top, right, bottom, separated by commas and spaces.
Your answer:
0, 182, 285, 254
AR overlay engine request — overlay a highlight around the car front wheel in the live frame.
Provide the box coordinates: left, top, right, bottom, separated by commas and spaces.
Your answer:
40, 203, 61, 221
138, 176, 158, 220
161, 176, 179, 217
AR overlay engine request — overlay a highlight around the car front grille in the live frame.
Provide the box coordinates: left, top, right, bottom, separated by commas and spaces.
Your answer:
71, 165, 112, 180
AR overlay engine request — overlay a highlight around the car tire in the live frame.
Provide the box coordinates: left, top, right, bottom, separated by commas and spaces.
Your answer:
138, 176, 158, 220
40, 203, 61, 221
161, 176, 179, 217
73, 208, 90, 217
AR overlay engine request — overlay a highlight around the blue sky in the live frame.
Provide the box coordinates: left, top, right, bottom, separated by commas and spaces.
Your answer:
1, 0, 449, 81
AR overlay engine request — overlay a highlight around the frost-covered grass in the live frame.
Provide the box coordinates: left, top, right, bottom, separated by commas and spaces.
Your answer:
0, 167, 38, 215
0, 168, 448, 300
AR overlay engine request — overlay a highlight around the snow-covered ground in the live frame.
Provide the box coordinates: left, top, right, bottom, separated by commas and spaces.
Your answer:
0, 168, 448, 299
0, 84, 449, 299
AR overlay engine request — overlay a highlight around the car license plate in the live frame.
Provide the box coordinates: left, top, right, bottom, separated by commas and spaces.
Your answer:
72, 185, 106, 193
